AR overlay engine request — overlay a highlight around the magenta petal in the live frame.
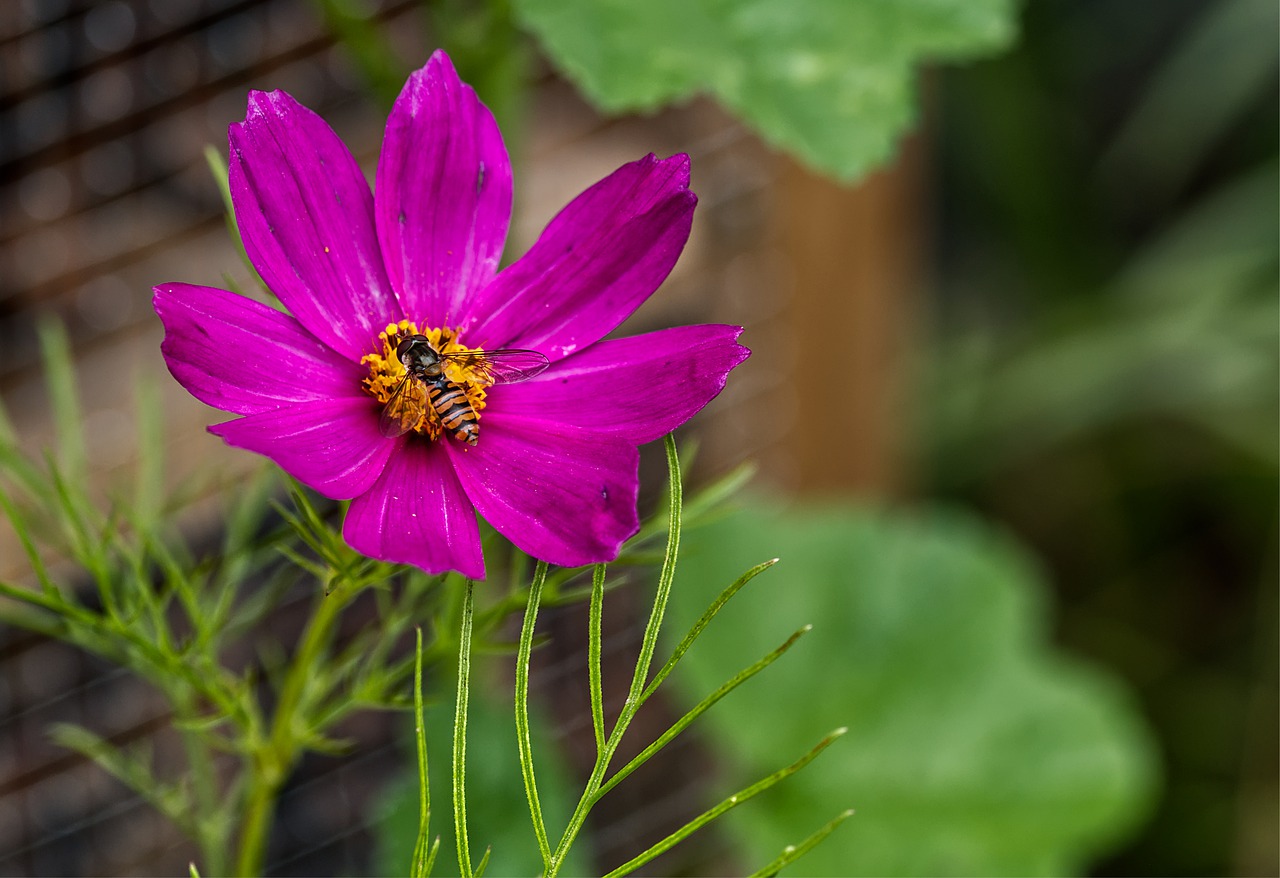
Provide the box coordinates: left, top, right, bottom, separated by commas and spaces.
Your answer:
344, 441, 484, 578
209, 398, 392, 499
376, 50, 512, 327
447, 417, 639, 567
154, 283, 361, 416
229, 89, 399, 362
463, 154, 696, 361
487, 325, 749, 444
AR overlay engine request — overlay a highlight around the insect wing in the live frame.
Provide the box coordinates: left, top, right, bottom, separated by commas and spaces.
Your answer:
446, 349, 550, 385
379, 374, 429, 438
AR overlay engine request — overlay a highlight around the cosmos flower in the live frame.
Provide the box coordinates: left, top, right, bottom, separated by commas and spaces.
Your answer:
154, 50, 748, 579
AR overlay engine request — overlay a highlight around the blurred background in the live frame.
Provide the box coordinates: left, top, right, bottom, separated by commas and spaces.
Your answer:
0, 0, 1275, 875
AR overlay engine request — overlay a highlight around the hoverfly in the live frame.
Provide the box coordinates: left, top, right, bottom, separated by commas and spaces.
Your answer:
379, 334, 550, 445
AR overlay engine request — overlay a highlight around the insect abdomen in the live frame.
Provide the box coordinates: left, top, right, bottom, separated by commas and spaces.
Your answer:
428, 379, 480, 445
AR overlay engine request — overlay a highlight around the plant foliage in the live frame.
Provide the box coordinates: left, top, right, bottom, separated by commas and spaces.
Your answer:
667, 500, 1160, 875
512, 0, 1019, 181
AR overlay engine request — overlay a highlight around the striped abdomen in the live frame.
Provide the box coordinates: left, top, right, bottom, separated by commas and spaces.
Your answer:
428, 377, 480, 446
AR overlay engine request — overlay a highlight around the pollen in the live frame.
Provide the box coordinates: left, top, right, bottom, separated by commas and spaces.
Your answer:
361, 320, 490, 441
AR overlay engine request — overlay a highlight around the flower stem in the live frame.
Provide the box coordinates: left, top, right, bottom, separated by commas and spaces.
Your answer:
588, 563, 606, 753
547, 435, 683, 876
234, 577, 358, 877
411, 627, 436, 878
515, 562, 553, 869
235, 761, 278, 878
452, 580, 477, 878
174, 694, 226, 874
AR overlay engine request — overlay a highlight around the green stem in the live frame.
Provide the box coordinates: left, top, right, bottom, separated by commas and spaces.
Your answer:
623, 434, 683, 709
588, 564, 606, 752
235, 761, 277, 878
234, 578, 358, 877
515, 562, 552, 869
547, 435, 683, 876
453, 580, 477, 878
411, 626, 443, 877
747, 808, 856, 877
175, 697, 225, 874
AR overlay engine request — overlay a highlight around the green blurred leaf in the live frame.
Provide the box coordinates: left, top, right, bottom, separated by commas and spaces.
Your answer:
667, 500, 1158, 876
426, 0, 532, 140
513, 0, 1018, 181
927, 160, 1279, 477
1099, 0, 1279, 210
37, 318, 86, 482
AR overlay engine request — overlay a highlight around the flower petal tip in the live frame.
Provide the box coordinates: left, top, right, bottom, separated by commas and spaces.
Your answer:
425, 47, 459, 76
730, 326, 751, 364
243, 88, 288, 116
403, 49, 470, 107
662, 151, 693, 183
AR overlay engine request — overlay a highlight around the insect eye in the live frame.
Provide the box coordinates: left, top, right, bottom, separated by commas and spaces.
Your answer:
395, 338, 416, 358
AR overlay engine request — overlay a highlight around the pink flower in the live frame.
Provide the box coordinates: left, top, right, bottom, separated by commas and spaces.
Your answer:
154, 51, 748, 579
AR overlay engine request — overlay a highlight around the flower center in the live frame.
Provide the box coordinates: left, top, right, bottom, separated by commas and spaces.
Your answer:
361, 320, 490, 441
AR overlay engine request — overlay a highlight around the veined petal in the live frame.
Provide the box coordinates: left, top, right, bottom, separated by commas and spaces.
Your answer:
486, 325, 749, 444
463, 154, 695, 361
229, 89, 398, 362
154, 283, 362, 416
447, 417, 639, 567
209, 398, 392, 500
344, 441, 484, 578
376, 50, 512, 327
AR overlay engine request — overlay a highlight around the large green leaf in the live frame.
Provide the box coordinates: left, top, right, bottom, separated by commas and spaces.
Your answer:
513, 0, 1019, 181
668, 501, 1157, 875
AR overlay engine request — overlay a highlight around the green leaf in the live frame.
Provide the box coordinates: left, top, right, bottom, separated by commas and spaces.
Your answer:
598, 619, 809, 800
667, 500, 1158, 876
748, 808, 856, 877
1099, 0, 1279, 208
513, 0, 1018, 181
203, 145, 268, 297
603, 727, 848, 877
51, 723, 200, 842
927, 160, 1280, 478
37, 319, 86, 483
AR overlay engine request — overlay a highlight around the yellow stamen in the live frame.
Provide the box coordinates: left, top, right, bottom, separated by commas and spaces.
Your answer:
361, 321, 490, 441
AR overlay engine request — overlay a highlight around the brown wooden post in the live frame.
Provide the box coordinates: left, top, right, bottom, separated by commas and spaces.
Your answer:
775, 135, 924, 498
